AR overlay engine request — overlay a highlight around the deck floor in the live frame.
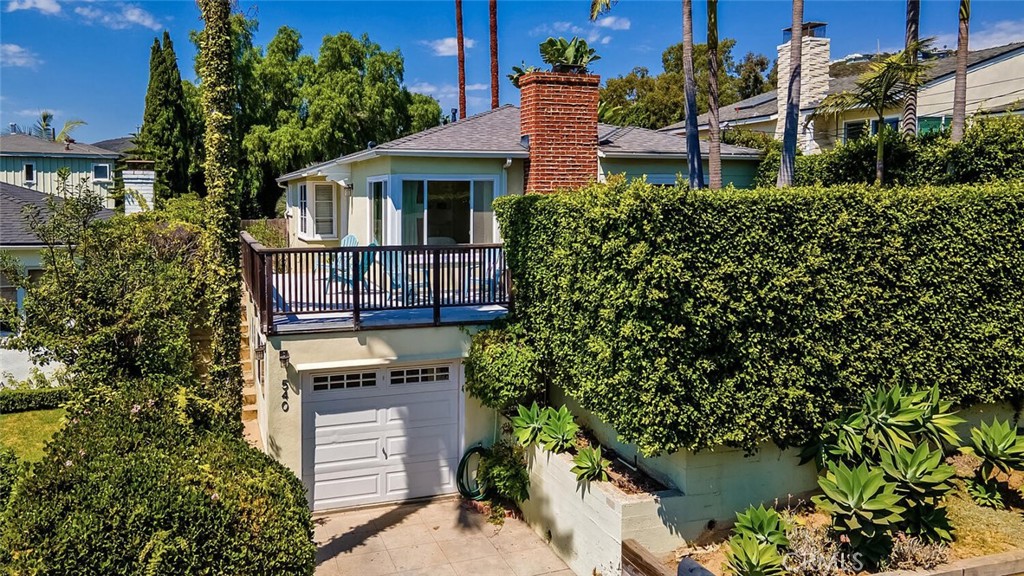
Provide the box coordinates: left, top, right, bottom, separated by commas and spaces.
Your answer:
271, 304, 507, 333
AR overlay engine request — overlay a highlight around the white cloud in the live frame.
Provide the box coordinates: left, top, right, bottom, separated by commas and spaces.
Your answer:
1, 43, 43, 68
5, 0, 60, 15
933, 19, 1024, 51
74, 3, 161, 31
14, 108, 61, 117
422, 37, 476, 57
465, 83, 488, 91
595, 16, 630, 31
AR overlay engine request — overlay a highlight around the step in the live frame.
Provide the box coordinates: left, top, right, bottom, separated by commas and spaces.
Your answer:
242, 405, 258, 422
243, 386, 257, 405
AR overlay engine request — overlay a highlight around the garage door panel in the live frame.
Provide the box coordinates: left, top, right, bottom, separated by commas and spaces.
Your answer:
386, 397, 457, 428
384, 459, 456, 498
315, 436, 381, 469
312, 406, 380, 431
314, 472, 381, 509
384, 428, 458, 462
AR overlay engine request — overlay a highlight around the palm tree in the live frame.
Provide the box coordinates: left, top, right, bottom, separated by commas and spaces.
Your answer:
489, 0, 499, 109
814, 40, 933, 185
681, 0, 705, 188
707, 0, 721, 189
900, 0, 921, 135
32, 110, 86, 142
951, 0, 970, 142
777, 0, 803, 188
591, 0, 702, 188
456, 0, 467, 120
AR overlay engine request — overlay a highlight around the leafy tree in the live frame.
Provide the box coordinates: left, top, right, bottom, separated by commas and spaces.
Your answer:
198, 0, 242, 432
410, 92, 444, 132
138, 32, 192, 205
737, 52, 772, 100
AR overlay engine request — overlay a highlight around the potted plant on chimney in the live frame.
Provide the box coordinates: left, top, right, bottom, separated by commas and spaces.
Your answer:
539, 36, 600, 74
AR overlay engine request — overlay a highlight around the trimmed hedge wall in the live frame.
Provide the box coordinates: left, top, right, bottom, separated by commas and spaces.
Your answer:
0, 387, 69, 413
0, 385, 316, 575
490, 180, 1024, 455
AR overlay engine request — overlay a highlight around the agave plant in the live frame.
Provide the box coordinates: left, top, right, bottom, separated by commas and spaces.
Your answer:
814, 463, 906, 564
855, 385, 927, 457
539, 405, 579, 454
571, 445, 610, 482
963, 418, 1024, 480
538, 37, 600, 73
733, 505, 789, 547
878, 444, 956, 506
511, 402, 548, 447
507, 61, 542, 88
904, 503, 955, 543
965, 477, 1004, 509
911, 386, 964, 450
724, 535, 786, 576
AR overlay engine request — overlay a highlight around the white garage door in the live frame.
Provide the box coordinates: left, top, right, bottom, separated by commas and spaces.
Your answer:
303, 363, 460, 511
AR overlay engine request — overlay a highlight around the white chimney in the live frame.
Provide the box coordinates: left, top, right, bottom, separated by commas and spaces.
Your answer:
775, 22, 831, 143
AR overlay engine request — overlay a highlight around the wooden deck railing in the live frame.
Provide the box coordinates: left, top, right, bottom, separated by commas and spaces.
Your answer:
240, 232, 509, 333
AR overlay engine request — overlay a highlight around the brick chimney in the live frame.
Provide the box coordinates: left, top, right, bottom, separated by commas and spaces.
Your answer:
775, 22, 831, 142
519, 72, 600, 193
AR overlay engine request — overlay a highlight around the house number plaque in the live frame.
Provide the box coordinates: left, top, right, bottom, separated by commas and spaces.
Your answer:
281, 380, 290, 412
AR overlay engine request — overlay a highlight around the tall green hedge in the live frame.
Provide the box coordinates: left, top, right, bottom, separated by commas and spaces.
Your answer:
489, 180, 1024, 455
0, 387, 68, 413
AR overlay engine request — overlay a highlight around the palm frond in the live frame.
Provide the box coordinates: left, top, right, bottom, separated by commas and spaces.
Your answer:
589, 0, 616, 20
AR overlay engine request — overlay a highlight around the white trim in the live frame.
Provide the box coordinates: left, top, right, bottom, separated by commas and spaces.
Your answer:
91, 163, 112, 182
367, 175, 389, 245
22, 162, 35, 184
296, 181, 338, 241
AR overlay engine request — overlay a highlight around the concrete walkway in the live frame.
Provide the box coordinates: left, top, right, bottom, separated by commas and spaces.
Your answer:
314, 497, 572, 576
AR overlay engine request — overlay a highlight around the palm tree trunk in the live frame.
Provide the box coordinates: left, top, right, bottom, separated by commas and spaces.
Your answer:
951, 0, 970, 142
707, 0, 721, 189
900, 0, 920, 135
876, 114, 885, 185
456, 0, 467, 120
777, 0, 803, 188
489, 0, 499, 110
682, 0, 705, 189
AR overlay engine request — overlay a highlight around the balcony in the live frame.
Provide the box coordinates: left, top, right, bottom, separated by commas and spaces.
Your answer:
240, 232, 509, 334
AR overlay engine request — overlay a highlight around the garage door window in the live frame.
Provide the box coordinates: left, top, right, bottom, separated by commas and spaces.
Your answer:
390, 366, 450, 385
312, 372, 377, 391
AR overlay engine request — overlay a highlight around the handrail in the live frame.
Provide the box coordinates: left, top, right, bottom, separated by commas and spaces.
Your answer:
239, 232, 509, 333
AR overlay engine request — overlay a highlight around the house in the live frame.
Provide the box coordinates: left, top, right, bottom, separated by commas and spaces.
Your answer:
659, 23, 1024, 154
0, 181, 113, 380
0, 133, 121, 209
240, 71, 762, 511
93, 135, 156, 214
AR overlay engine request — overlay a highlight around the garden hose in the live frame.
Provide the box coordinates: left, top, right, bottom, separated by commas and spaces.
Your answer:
457, 445, 490, 501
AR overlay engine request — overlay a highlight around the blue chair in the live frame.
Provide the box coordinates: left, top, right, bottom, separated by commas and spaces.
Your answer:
466, 257, 505, 302
323, 234, 361, 292
380, 250, 431, 306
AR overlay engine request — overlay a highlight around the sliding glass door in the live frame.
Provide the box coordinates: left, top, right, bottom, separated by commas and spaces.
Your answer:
395, 178, 498, 245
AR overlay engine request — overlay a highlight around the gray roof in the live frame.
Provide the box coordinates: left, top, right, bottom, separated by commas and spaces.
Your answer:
1, 133, 121, 159
279, 105, 760, 181
91, 136, 137, 154
660, 41, 1024, 132
0, 182, 114, 247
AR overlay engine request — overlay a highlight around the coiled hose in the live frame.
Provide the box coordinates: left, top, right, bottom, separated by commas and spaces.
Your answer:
457, 445, 489, 500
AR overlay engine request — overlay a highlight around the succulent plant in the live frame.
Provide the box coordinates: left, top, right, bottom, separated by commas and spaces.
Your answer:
963, 418, 1024, 480
511, 402, 547, 447
878, 444, 956, 505
814, 462, 906, 564
571, 445, 610, 482
725, 535, 786, 576
733, 505, 790, 548
539, 405, 579, 454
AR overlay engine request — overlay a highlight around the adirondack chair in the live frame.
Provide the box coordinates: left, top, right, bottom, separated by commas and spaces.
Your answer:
466, 256, 505, 302
323, 234, 359, 292
380, 249, 431, 306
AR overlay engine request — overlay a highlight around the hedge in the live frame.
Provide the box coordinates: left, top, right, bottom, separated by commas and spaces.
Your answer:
0, 387, 69, 413
0, 384, 316, 575
485, 180, 1024, 456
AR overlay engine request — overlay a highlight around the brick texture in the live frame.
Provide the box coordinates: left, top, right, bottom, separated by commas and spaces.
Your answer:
519, 72, 600, 194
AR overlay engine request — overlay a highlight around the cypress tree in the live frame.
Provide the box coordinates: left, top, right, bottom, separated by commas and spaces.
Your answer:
138, 31, 191, 205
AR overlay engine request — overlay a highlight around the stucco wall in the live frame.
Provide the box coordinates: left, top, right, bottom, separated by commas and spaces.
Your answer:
918, 50, 1024, 117
0, 155, 116, 207
599, 157, 759, 189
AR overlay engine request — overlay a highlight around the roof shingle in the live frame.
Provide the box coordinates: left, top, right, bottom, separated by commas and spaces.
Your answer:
0, 182, 114, 247
1, 133, 120, 158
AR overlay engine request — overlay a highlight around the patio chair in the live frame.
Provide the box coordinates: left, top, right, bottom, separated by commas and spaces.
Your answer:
467, 257, 505, 302
380, 250, 431, 306
323, 234, 364, 293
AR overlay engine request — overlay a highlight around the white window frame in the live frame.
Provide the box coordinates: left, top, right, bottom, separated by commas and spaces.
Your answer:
92, 163, 112, 182
367, 176, 389, 245
389, 174, 503, 246
296, 181, 337, 241
22, 162, 35, 184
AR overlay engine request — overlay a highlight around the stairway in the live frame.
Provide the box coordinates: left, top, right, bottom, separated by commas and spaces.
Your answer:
240, 309, 262, 449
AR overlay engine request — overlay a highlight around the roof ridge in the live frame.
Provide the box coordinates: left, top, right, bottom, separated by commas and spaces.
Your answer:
381, 104, 518, 150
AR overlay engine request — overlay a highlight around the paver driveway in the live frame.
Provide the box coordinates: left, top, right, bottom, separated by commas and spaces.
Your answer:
314, 497, 572, 576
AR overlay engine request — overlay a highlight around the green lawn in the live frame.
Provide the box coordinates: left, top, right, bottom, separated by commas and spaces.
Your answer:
0, 408, 65, 461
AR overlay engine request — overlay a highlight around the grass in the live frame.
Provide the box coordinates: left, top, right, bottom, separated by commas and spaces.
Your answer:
0, 408, 65, 461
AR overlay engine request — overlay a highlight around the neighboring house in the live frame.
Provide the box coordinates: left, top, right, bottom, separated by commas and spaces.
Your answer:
0, 133, 120, 209
660, 23, 1024, 154
0, 181, 113, 380
241, 72, 762, 511
93, 135, 156, 214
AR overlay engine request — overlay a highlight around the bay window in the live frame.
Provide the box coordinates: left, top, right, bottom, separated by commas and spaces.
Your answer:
296, 182, 336, 240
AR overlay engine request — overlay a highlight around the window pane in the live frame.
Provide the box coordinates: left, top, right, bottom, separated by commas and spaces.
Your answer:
402, 180, 425, 245
919, 116, 944, 135
472, 180, 494, 244
844, 121, 866, 142
427, 181, 470, 245
314, 185, 333, 235
298, 185, 308, 234
371, 180, 386, 244
23, 164, 34, 182
93, 165, 109, 180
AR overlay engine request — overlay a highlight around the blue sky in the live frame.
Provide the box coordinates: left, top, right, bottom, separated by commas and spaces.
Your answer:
2, 0, 1022, 143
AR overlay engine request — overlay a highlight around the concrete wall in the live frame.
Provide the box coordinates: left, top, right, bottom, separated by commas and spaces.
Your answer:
0, 154, 116, 208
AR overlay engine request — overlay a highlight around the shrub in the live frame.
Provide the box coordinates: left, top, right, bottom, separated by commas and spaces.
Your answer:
784, 524, 848, 576
0, 386, 315, 575
244, 218, 287, 248
0, 387, 69, 413
465, 323, 544, 413
882, 533, 948, 571
814, 462, 906, 565
477, 439, 530, 503
493, 179, 1024, 455
0, 447, 23, 512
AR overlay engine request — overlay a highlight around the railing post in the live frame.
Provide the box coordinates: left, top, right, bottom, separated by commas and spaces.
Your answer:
262, 252, 274, 334
432, 248, 441, 325
351, 250, 361, 328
